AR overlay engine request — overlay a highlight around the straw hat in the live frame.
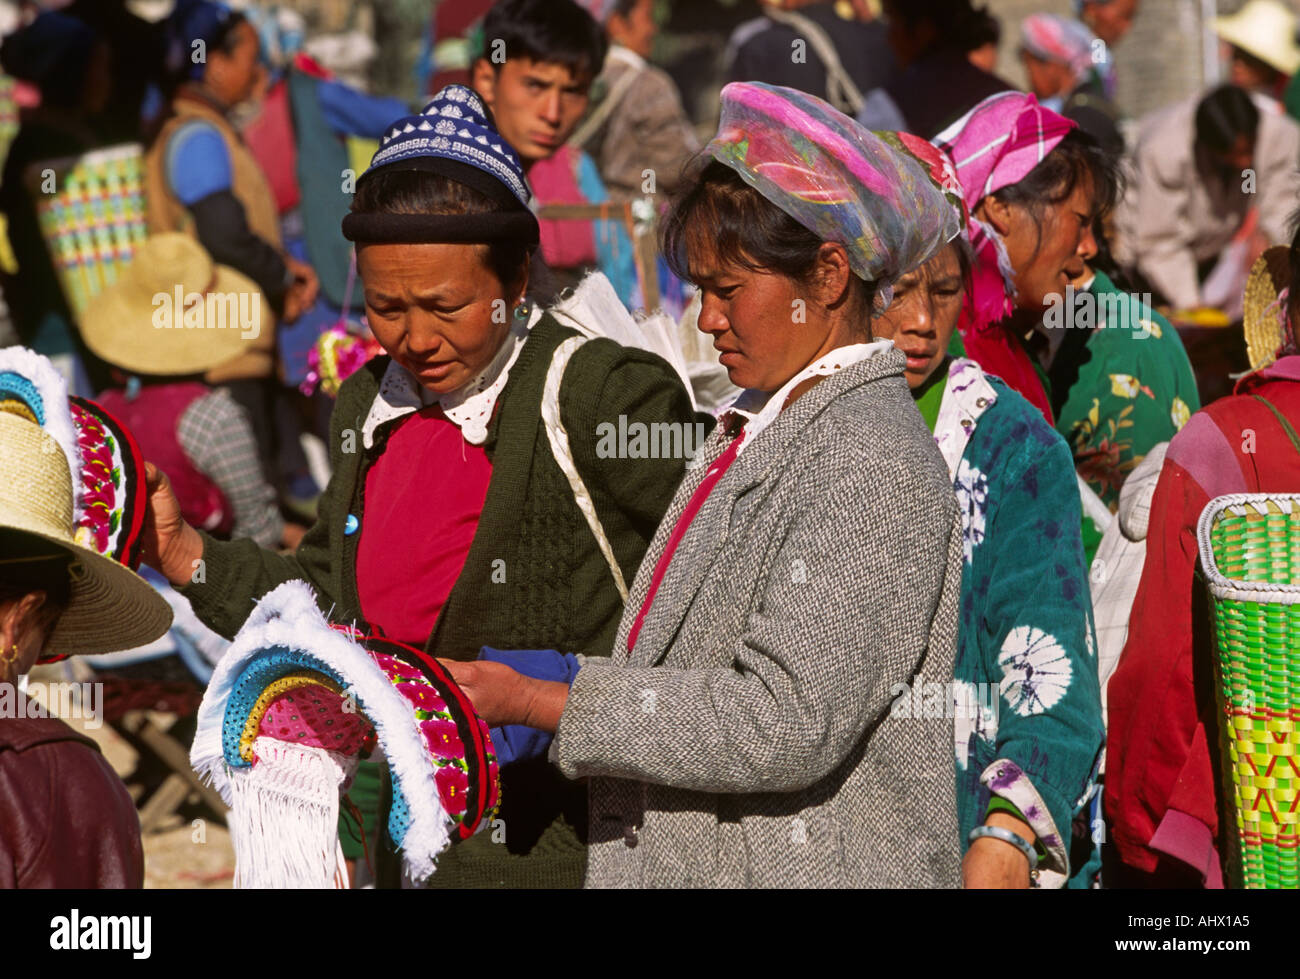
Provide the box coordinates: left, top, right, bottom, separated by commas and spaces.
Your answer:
80, 232, 265, 376
0, 410, 172, 656
1214, 0, 1300, 77
1243, 244, 1295, 371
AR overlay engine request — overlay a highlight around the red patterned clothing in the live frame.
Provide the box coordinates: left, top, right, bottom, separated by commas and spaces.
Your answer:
1105, 356, 1300, 886
356, 404, 492, 647
99, 383, 234, 537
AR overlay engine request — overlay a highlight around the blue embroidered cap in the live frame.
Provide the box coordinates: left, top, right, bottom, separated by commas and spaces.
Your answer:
364, 84, 531, 207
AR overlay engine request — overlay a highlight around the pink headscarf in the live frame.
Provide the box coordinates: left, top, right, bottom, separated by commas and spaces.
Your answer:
931, 93, 1078, 424
1020, 13, 1099, 87
933, 91, 1077, 218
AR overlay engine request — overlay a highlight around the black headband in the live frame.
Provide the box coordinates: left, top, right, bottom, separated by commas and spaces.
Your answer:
342, 210, 540, 246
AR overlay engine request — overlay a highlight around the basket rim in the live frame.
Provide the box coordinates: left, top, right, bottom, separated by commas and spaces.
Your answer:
1197, 493, 1300, 603
20, 142, 144, 195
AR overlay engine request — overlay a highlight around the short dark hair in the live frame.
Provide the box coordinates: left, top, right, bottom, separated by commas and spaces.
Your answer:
480, 0, 607, 80
661, 158, 877, 314
610, 0, 642, 20
1195, 84, 1260, 155
963, 6, 1001, 52
350, 170, 532, 291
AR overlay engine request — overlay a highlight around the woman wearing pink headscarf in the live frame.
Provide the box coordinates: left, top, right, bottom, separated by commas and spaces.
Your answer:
931, 92, 1119, 425
1020, 13, 1122, 153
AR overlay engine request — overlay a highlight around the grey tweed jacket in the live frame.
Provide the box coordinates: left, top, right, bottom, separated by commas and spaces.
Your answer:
552, 346, 965, 888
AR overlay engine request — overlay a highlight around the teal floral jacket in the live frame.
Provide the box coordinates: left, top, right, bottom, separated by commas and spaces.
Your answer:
927, 357, 1105, 887
1055, 270, 1200, 513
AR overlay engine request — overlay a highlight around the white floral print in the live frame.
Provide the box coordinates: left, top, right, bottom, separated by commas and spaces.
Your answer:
953, 457, 989, 563
998, 625, 1073, 716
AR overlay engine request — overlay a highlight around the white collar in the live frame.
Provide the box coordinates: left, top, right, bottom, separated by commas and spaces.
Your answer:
932, 357, 999, 480
607, 45, 646, 71
722, 341, 894, 455
361, 320, 530, 449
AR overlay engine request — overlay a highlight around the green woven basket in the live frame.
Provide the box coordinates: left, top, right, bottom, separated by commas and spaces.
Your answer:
23, 143, 148, 320
1198, 494, 1300, 889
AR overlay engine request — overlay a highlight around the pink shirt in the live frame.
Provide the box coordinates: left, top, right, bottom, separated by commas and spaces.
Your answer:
356, 404, 493, 647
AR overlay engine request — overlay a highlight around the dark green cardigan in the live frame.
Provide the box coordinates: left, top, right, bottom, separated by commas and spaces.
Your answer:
182, 315, 704, 886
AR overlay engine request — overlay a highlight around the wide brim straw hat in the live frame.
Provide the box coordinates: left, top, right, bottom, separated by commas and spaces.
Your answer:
0, 411, 172, 656
80, 232, 265, 376
1243, 244, 1294, 371
1214, 0, 1300, 77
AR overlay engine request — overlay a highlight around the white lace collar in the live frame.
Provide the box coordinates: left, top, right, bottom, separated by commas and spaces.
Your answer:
722, 340, 894, 456
361, 320, 530, 449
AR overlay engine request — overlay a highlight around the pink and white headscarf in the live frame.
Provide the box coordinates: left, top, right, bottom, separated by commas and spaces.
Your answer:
1021, 13, 1098, 87
931, 92, 1078, 326
930, 93, 1078, 425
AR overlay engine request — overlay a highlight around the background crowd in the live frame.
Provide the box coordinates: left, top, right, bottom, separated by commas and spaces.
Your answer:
1, 0, 1299, 891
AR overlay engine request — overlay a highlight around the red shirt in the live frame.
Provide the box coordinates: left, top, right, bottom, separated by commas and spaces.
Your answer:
356, 405, 493, 647
1105, 356, 1300, 885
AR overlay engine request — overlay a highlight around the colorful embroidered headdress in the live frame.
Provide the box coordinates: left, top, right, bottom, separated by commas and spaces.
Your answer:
191, 580, 500, 887
0, 347, 172, 658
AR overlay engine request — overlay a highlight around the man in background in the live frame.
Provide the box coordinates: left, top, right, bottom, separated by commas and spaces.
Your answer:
570, 0, 699, 205
471, 0, 638, 305
1213, 0, 1300, 105
857, 0, 1010, 138
1119, 84, 1300, 313
724, 0, 895, 117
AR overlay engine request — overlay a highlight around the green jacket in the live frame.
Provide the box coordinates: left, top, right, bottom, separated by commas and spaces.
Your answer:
182, 314, 703, 886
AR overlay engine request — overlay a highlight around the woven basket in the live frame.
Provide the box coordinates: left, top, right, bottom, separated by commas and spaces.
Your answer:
23, 143, 148, 320
1197, 494, 1300, 889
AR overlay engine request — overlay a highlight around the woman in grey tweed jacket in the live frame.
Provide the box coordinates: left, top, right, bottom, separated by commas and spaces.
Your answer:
449, 83, 967, 888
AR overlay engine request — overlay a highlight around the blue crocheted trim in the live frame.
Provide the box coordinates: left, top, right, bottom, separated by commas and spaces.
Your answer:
0, 372, 44, 423
388, 788, 411, 849
220, 644, 415, 851
221, 646, 344, 768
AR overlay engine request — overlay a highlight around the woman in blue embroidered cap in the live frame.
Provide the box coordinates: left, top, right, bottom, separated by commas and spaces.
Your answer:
139, 84, 703, 889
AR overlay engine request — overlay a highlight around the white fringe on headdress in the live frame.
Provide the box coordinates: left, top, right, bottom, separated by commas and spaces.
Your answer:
191, 580, 454, 886
0, 346, 83, 519
227, 738, 358, 888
